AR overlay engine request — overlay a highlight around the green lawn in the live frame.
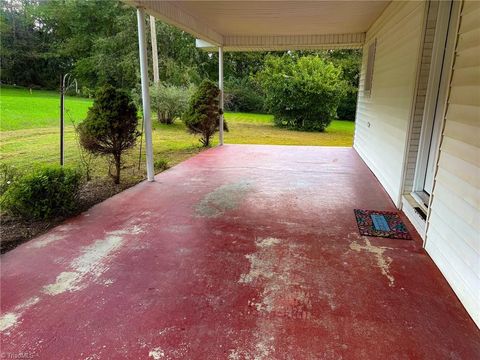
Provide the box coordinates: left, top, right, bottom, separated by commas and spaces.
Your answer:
0, 86, 355, 179
1, 86, 93, 131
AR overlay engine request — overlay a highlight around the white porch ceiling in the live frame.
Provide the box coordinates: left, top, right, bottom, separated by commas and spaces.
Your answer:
126, 1, 391, 51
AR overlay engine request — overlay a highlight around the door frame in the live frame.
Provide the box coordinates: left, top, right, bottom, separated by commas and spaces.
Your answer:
411, 0, 460, 209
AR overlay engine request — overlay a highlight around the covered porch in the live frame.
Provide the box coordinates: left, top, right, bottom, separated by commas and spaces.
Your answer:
1, 145, 478, 358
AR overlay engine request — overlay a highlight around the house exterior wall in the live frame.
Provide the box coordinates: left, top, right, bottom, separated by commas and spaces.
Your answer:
425, 0, 480, 327
354, 0, 427, 206
355, 0, 479, 326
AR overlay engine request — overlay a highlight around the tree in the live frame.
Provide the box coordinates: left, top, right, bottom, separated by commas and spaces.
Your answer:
0, 0, 68, 88
184, 80, 226, 147
258, 55, 347, 131
78, 85, 140, 184
150, 83, 191, 124
321, 50, 362, 120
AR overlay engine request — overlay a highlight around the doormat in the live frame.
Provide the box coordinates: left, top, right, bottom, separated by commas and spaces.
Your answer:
354, 209, 412, 240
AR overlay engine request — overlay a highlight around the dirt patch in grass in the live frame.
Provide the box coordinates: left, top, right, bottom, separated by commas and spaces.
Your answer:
0, 177, 138, 254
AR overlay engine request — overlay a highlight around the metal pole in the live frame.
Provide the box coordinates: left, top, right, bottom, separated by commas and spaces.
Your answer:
137, 7, 155, 182
150, 15, 160, 84
60, 74, 64, 166
218, 46, 224, 145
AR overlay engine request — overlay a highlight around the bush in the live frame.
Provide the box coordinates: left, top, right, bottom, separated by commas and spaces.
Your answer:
78, 85, 140, 184
224, 78, 265, 113
0, 164, 22, 196
258, 55, 347, 131
326, 50, 362, 121
337, 87, 358, 120
154, 158, 170, 172
1, 166, 82, 220
150, 84, 192, 124
184, 79, 227, 147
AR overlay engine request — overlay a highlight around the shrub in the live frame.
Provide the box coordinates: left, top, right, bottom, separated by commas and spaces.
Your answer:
224, 78, 265, 113
337, 87, 358, 121
78, 85, 140, 184
2, 166, 82, 220
258, 55, 347, 131
326, 50, 362, 121
184, 79, 227, 147
150, 84, 191, 124
0, 164, 22, 196
154, 158, 170, 172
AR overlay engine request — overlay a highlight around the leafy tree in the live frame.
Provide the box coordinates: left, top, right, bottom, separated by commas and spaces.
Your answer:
321, 50, 362, 120
224, 77, 265, 113
258, 55, 347, 131
78, 85, 140, 184
37, 0, 139, 92
0, 1, 361, 121
184, 80, 226, 147
150, 83, 191, 124
0, 0, 67, 88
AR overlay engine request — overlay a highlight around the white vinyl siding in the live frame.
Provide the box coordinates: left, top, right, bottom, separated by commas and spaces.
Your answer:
425, 0, 480, 327
354, 1, 427, 205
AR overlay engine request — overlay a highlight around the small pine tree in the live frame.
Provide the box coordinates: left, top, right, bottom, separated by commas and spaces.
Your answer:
78, 85, 140, 184
184, 80, 227, 147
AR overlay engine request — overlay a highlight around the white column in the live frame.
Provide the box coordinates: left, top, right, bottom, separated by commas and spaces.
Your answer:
137, 8, 154, 182
218, 46, 224, 145
149, 15, 160, 84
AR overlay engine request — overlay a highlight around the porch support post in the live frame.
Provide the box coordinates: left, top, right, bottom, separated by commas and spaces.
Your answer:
137, 7, 154, 182
218, 46, 224, 145
150, 15, 160, 84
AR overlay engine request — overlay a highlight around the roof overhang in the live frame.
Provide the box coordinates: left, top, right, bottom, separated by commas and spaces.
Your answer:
126, 1, 390, 51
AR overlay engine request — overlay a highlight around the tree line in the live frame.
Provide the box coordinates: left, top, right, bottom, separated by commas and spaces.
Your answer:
1, 0, 361, 120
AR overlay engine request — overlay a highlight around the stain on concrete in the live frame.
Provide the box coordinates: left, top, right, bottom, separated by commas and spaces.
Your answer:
349, 233, 395, 287
0, 296, 40, 333
195, 181, 252, 217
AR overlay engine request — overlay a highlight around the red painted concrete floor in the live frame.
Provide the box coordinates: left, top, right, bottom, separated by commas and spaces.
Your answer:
1, 145, 479, 359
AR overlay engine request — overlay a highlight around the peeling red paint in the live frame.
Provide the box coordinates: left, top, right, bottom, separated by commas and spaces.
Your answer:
1, 145, 479, 359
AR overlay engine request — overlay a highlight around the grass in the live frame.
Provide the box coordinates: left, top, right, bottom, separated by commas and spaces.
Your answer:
0, 86, 355, 179
1, 86, 93, 131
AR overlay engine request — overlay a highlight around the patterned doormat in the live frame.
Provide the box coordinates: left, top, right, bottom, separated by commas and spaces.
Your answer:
354, 209, 412, 240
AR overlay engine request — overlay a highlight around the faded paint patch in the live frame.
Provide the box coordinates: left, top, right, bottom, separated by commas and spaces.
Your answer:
43, 225, 145, 296
239, 237, 312, 316
42, 235, 123, 295
164, 224, 192, 234
349, 234, 395, 287
0, 313, 18, 332
252, 323, 276, 360
195, 181, 252, 217
255, 237, 280, 248
228, 349, 241, 360
1, 221, 146, 335
29, 234, 65, 249
233, 236, 317, 358
0, 296, 40, 333
148, 347, 165, 359
102, 279, 114, 286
